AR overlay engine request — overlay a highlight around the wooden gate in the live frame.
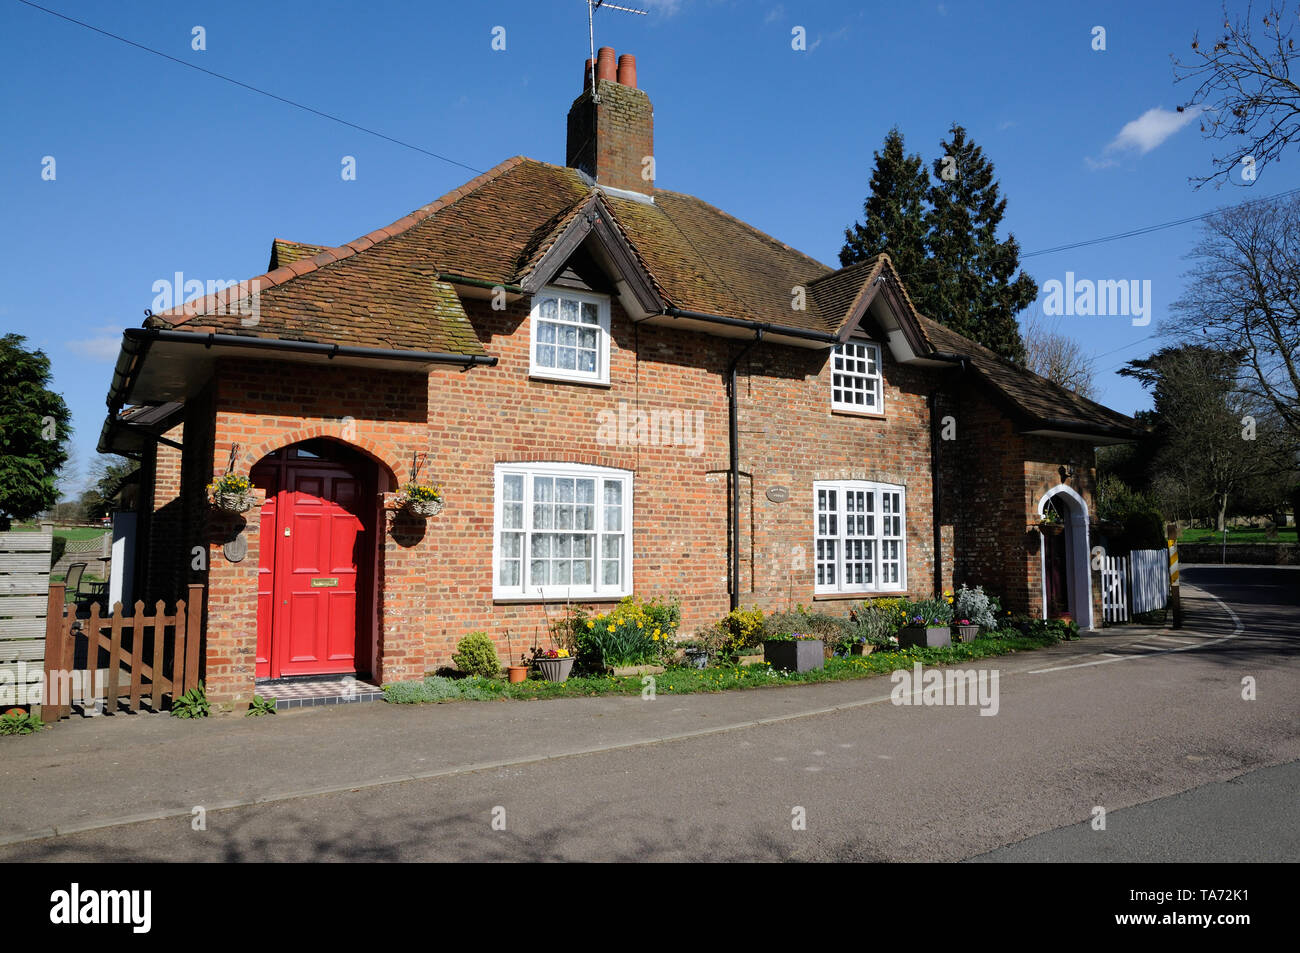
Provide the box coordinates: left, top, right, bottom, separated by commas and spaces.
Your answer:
41, 583, 204, 719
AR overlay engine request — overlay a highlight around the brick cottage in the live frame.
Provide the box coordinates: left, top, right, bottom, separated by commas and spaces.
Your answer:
98, 49, 1142, 703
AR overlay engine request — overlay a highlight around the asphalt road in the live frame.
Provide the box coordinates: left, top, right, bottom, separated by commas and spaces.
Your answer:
2, 566, 1296, 862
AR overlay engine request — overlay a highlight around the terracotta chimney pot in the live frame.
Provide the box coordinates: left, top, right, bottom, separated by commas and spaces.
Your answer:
595, 46, 617, 83
617, 54, 637, 88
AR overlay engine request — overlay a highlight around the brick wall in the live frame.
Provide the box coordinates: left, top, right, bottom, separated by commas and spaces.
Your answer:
937, 376, 1101, 625
166, 291, 1110, 702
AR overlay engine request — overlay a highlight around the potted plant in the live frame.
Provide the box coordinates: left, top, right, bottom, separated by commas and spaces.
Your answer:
952, 618, 979, 643
531, 647, 574, 682
849, 600, 901, 655
763, 632, 824, 673
504, 630, 529, 683
400, 481, 443, 517
677, 639, 710, 669
897, 598, 954, 648
208, 473, 254, 513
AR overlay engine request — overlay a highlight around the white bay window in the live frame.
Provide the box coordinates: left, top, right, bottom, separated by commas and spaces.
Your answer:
494, 462, 632, 599
814, 481, 905, 593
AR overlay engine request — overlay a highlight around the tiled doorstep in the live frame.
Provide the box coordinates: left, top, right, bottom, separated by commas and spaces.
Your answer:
254, 676, 385, 710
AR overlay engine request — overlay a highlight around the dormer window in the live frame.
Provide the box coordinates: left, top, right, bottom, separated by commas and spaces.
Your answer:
831, 340, 883, 414
530, 288, 611, 384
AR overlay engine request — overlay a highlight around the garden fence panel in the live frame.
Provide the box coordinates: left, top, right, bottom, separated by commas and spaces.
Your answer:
0, 527, 53, 706
1129, 549, 1169, 615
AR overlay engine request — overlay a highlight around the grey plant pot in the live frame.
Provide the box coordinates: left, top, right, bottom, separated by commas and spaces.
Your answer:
953, 624, 980, 643
684, 650, 709, 669
764, 639, 824, 672
532, 656, 574, 682
898, 626, 952, 648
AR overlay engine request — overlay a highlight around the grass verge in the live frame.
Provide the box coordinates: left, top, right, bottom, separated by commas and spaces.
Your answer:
1178, 526, 1296, 545
383, 630, 1061, 704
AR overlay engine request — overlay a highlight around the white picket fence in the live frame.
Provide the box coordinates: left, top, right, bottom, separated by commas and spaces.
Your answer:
1102, 555, 1128, 623
1102, 549, 1170, 623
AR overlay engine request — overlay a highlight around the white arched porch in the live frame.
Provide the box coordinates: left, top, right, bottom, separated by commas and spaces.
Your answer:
1036, 484, 1095, 630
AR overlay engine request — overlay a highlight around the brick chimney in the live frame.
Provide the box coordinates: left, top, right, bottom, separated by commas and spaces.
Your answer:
566, 47, 654, 196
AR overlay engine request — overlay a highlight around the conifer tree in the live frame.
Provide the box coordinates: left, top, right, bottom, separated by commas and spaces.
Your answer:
923, 124, 1037, 363
839, 127, 929, 286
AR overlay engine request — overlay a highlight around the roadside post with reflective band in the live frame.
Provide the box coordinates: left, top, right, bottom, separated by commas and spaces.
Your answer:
1166, 524, 1182, 629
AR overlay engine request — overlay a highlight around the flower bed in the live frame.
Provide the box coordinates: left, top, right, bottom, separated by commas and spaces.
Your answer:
383, 626, 1072, 704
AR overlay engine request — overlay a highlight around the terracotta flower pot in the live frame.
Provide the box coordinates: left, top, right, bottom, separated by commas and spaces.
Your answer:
507, 665, 529, 683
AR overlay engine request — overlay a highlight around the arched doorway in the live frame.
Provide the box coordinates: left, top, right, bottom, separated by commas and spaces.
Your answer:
250, 439, 382, 679
1037, 484, 1093, 629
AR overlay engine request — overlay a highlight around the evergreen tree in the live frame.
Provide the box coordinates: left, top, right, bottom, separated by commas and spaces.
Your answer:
924, 124, 1036, 363
0, 334, 71, 529
839, 127, 930, 284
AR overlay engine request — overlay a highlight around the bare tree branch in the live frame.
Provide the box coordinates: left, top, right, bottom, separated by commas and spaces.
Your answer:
1022, 308, 1098, 400
1173, 1, 1300, 188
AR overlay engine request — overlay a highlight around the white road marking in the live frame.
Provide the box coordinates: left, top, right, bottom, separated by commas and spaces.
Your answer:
1028, 585, 1244, 674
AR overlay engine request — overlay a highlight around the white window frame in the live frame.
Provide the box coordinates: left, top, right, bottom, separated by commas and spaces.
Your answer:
528, 287, 611, 385
493, 462, 632, 600
830, 339, 884, 414
813, 480, 906, 594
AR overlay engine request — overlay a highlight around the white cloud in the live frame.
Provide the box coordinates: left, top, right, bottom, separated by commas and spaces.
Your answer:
67, 328, 122, 362
1108, 106, 1202, 155
1083, 155, 1119, 171
641, 0, 684, 14
765, 5, 785, 24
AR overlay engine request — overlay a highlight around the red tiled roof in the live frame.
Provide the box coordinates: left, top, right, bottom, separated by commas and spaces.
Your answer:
140, 156, 1138, 437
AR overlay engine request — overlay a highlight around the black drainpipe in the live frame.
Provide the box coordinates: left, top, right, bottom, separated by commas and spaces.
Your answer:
728, 330, 763, 611
929, 355, 968, 598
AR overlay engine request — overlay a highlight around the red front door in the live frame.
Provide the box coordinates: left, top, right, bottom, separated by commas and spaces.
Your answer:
251, 442, 375, 679
1044, 529, 1069, 618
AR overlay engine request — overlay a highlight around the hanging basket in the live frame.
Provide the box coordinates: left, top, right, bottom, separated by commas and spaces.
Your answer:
212, 490, 255, 513
403, 496, 443, 518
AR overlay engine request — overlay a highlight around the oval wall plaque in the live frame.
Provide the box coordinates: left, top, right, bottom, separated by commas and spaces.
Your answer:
766, 485, 790, 503
223, 533, 248, 563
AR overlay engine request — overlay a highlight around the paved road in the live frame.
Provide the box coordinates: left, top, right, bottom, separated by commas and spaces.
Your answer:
1, 567, 1295, 861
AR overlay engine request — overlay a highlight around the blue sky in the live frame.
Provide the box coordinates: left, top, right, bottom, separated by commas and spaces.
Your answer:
3, 0, 1291, 492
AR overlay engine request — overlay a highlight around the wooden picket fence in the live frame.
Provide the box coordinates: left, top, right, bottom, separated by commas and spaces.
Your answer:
41, 583, 204, 719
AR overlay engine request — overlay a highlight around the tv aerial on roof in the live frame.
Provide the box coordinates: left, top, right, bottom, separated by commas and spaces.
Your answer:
582, 0, 648, 101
